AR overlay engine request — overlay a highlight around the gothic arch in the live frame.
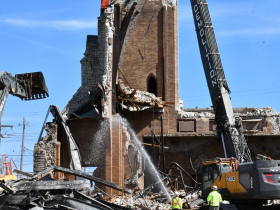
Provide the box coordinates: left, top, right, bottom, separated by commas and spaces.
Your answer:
147, 73, 157, 97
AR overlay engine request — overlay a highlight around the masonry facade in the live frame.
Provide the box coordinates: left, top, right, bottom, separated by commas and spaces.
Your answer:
33, 0, 280, 196
58, 0, 179, 193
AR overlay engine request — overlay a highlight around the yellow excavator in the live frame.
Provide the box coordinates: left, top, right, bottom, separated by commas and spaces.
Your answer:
190, 0, 280, 209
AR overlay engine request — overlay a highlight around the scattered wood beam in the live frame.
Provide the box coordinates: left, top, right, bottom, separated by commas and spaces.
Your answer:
32, 166, 55, 180
32, 166, 133, 194
13, 169, 33, 178
118, 67, 133, 89
0, 181, 13, 194
142, 143, 169, 149
12, 180, 91, 191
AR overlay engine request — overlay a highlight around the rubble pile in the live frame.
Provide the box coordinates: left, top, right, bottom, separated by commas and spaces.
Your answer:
0, 166, 205, 210
117, 86, 163, 111
180, 107, 280, 118
236, 107, 280, 134
0, 166, 135, 210
95, 189, 204, 210
121, 87, 161, 104
237, 107, 280, 117
105, 193, 171, 210
162, 0, 178, 7
179, 110, 215, 119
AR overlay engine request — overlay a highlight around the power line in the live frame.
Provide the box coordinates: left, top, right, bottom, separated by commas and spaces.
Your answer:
13, 151, 21, 163
28, 122, 42, 129
28, 124, 40, 131
181, 90, 280, 102
2, 111, 46, 116
25, 147, 33, 154
5, 155, 33, 156
0, 124, 13, 154
180, 86, 280, 100
25, 128, 40, 133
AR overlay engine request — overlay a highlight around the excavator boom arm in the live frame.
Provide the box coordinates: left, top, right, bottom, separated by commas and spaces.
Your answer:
190, 0, 251, 163
0, 71, 49, 124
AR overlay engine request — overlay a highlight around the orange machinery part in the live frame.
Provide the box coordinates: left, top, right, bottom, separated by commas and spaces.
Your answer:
101, 0, 110, 9
2, 153, 18, 175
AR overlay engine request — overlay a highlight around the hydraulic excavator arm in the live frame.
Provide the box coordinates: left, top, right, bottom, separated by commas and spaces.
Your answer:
190, 1, 280, 206
0, 71, 49, 123
190, 0, 251, 163
38, 105, 82, 171
0, 71, 48, 179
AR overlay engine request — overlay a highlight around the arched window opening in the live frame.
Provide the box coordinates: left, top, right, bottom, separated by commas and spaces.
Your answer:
148, 76, 157, 97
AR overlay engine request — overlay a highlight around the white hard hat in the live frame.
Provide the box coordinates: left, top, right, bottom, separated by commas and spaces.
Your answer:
175, 191, 179, 196
212, 185, 217, 190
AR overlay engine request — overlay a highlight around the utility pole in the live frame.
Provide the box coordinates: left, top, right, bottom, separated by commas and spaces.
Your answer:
20, 117, 26, 173
0, 124, 13, 154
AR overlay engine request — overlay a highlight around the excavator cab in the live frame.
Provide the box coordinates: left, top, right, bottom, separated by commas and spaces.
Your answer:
201, 161, 219, 195
201, 158, 280, 207
15, 72, 49, 100
201, 158, 242, 198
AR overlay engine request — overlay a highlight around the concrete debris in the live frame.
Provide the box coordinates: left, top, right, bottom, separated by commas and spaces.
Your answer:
6, 166, 204, 210
4, 167, 134, 210
117, 86, 164, 111
41, 122, 57, 140
123, 87, 161, 103
120, 103, 153, 111
162, 0, 178, 7
179, 110, 215, 119
181, 107, 280, 118
32, 165, 132, 194
94, 189, 203, 210
237, 107, 280, 117
265, 116, 280, 135
29, 207, 44, 210
110, 194, 171, 210
179, 107, 280, 135
234, 107, 280, 135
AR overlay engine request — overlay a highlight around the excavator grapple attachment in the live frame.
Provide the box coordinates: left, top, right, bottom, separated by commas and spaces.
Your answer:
15, 72, 49, 100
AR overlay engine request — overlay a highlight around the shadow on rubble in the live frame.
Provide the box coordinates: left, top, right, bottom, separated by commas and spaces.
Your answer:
0, 166, 133, 210
0, 164, 206, 210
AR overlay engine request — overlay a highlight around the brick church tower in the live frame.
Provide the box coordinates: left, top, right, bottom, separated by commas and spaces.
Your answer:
57, 0, 179, 195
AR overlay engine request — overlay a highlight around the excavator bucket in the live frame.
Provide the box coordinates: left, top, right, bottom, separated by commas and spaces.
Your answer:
15, 72, 49, 100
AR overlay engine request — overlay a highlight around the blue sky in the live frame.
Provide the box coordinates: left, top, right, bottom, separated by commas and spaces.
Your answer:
180, 0, 280, 109
0, 0, 279, 173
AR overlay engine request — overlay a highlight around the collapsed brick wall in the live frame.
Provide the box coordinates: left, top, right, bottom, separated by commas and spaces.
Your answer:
62, 8, 114, 118
62, 0, 179, 119
62, 36, 100, 118
34, 123, 60, 174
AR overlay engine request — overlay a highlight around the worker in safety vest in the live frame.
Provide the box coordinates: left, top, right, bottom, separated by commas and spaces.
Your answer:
171, 191, 182, 210
207, 185, 222, 210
